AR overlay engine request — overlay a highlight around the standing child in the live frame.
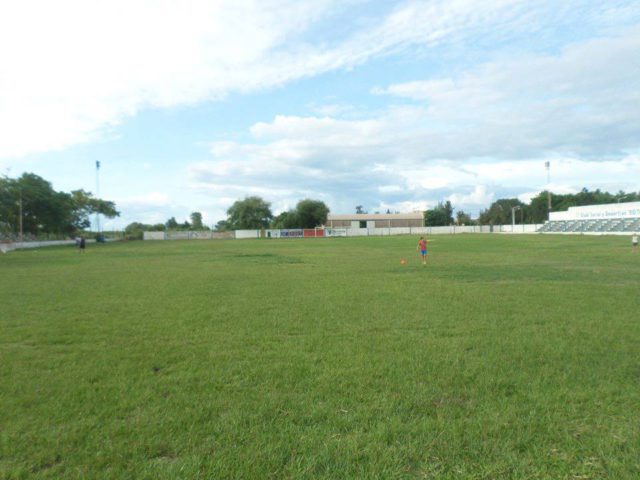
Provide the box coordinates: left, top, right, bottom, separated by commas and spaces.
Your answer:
633, 232, 638, 252
417, 236, 428, 265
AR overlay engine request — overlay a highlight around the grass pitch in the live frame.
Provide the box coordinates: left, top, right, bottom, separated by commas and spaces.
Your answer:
1, 234, 639, 479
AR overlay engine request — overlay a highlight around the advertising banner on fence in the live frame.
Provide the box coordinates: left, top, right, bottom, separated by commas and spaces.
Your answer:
280, 229, 304, 238
304, 229, 325, 237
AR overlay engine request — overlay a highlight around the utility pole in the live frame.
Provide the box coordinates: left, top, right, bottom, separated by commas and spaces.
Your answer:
18, 191, 23, 243
545, 161, 551, 219
511, 206, 520, 233
95, 161, 101, 238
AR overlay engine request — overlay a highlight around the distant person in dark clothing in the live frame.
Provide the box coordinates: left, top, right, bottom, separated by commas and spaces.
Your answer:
79, 236, 86, 253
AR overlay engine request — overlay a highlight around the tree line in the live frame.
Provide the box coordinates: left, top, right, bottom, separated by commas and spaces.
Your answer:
4, 172, 639, 237
124, 197, 330, 238
477, 189, 640, 226
0, 173, 119, 239
217, 197, 330, 231
124, 189, 638, 237
124, 212, 208, 239
419, 189, 640, 226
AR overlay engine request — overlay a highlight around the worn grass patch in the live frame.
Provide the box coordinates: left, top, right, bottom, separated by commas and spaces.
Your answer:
1, 234, 639, 479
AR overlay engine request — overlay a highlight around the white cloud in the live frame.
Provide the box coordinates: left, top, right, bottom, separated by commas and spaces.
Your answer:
189, 109, 640, 214
187, 25, 640, 184
377, 29, 640, 159
139, 4, 640, 219
378, 200, 430, 213
448, 185, 494, 208
378, 185, 404, 194
0, 0, 542, 159
0, 0, 342, 158
3, 0, 639, 222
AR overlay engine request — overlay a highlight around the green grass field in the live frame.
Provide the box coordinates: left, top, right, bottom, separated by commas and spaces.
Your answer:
1, 234, 639, 479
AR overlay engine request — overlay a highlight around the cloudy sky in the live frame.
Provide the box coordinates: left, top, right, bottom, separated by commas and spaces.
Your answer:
1, 0, 639, 229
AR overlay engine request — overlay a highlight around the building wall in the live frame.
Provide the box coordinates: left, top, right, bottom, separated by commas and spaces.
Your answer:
549, 201, 640, 221
372, 219, 423, 227
144, 231, 166, 240
328, 217, 424, 228
328, 220, 352, 227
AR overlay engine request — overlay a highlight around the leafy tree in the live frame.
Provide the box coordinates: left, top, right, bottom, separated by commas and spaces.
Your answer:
164, 217, 194, 230
214, 220, 230, 232
226, 196, 273, 229
271, 210, 298, 229
527, 192, 554, 223
124, 222, 165, 240
165, 217, 179, 229
68, 189, 119, 230
295, 199, 330, 228
189, 212, 209, 230
15, 173, 68, 234
456, 210, 473, 225
270, 200, 329, 229
190, 211, 204, 230
478, 198, 525, 225
355, 205, 366, 214
0, 176, 17, 232
424, 201, 454, 226
0, 173, 119, 236
613, 190, 640, 203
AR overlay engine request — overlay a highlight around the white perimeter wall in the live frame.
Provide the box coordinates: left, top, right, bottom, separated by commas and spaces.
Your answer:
144, 225, 546, 241
7, 239, 96, 250
144, 232, 166, 240
233, 225, 543, 239
339, 225, 541, 236
235, 230, 261, 239
144, 231, 235, 240
549, 202, 640, 221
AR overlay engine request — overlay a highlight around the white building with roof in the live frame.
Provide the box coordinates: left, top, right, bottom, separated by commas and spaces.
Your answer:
326, 212, 424, 229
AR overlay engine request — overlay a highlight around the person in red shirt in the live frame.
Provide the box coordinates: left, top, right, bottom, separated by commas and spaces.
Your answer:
417, 236, 428, 265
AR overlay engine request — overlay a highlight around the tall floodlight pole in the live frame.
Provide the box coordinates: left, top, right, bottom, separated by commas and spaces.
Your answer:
545, 161, 551, 219
95, 161, 101, 236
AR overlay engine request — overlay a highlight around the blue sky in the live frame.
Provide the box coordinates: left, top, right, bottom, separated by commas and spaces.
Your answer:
1, 0, 639, 229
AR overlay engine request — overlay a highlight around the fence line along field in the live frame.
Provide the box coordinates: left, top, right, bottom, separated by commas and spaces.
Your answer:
1, 234, 639, 479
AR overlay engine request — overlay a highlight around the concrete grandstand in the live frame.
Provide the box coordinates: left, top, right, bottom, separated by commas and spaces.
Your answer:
538, 201, 640, 234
